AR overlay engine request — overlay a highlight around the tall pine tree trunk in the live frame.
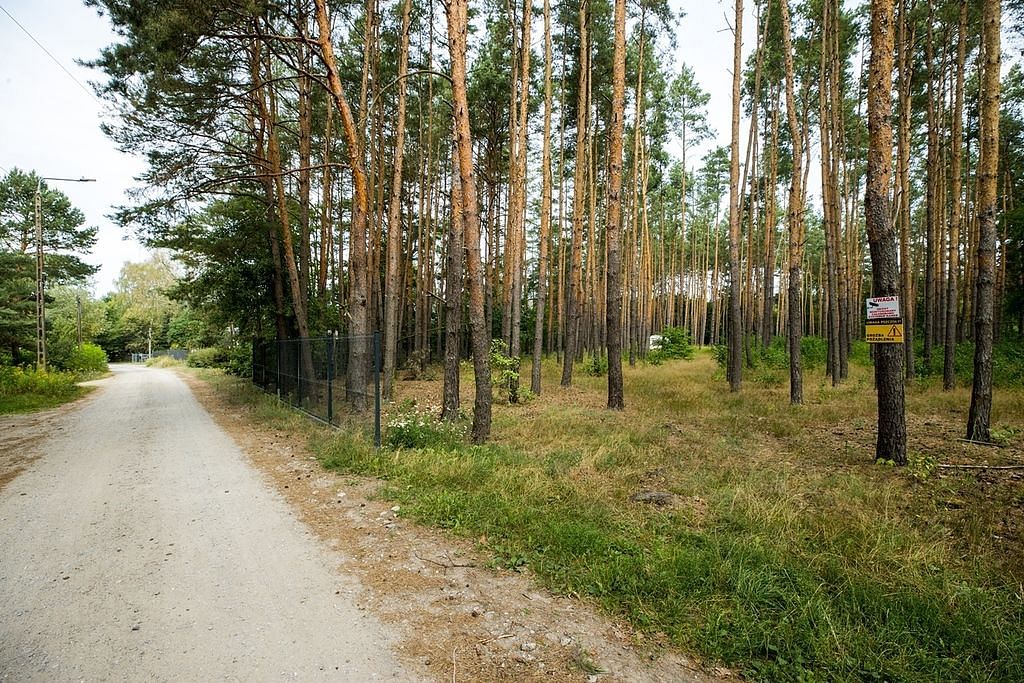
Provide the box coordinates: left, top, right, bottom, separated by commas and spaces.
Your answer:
382, 0, 413, 401
448, 0, 492, 442
561, 1, 589, 387
727, 0, 744, 392
313, 0, 371, 411
944, 0, 967, 390
780, 0, 804, 405
531, 0, 555, 396
967, 0, 1001, 442
606, 0, 626, 409
866, 0, 907, 464
442, 158, 465, 421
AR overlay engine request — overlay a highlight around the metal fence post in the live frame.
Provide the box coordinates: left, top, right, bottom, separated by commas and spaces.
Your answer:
374, 331, 381, 448
275, 339, 281, 402
326, 332, 335, 425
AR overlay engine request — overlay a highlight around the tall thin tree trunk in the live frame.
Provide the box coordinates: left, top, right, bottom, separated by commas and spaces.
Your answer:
967, 0, 1001, 442
780, 0, 804, 405
944, 0, 967, 390
606, 0, 626, 409
761, 92, 780, 346
382, 0, 413, 401
727, 0, 744, 391
253, 36, 315, 388
531, 0, 555, 395
923, 2, 938, 370
507, 0, 532, 403
313, 0, 371, 411
448, 0, 492, 442
561, 0, 589, 387
442, 158, 465, 420
896, 0, 915, 379
318, 103, 334, 298
866, 0, 907, 464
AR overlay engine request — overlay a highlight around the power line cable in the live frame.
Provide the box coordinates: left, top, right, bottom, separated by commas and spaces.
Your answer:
0, 3, 103, 106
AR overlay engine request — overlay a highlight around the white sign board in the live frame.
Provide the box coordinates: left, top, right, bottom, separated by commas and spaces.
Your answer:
866, 296, 900, 321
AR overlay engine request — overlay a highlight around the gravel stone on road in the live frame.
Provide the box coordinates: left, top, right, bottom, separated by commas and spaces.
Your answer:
0, 364, 420, 681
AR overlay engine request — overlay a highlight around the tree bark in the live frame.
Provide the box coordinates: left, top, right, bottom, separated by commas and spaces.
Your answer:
895, 0, 915, 379
382, 0, 413, 401
448, 0, 492, 442
313, 0, 371, 411
779, 0, 804, 405
967, 0, 1001, 442
727, 0, 744, 392
866, 0, 907, 464
606, 0, 626, 410
561, 0, 589, 387
944, 0, 967, 390
531, 0, 555, 396
442, 157, 465, 421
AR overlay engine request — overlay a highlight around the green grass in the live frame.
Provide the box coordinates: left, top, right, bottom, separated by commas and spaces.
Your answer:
0, 388, 89, 414
197, 353, 1024, 682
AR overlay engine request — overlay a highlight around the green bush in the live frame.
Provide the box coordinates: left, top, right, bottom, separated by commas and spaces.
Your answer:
0, 366, 77, 397
648, 327, 695, 365
224, 345, 252, 377
65, 343, 108, 374
489, 340, 518, 401
186, 347, 228, 368
800, 335, 828, 369
716, 336, 831, 372
384, 401, 467, 450
849, 339, 872, 366
712, 344, 729, 368
581, 353, 608, 376
186, 345, 251, 377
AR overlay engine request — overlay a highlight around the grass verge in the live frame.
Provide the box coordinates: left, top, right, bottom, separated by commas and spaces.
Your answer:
0, 367, 91, 415
194, 354, 1024, 682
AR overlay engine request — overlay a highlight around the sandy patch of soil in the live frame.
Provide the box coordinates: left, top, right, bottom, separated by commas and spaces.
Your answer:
183, 374, 734, 683
0, 385, 104, 491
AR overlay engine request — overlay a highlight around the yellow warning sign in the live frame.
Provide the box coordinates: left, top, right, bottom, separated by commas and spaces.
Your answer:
865, 322, 905, 344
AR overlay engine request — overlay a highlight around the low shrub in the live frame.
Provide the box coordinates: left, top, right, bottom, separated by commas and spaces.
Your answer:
800, 335, 828, 369
65, 343, 108, 374
648, 327, 695, 365
0, 366, 79, 405
224, 345, 252, 377
384, 401, 467, 450
716, 336, 832, 372
489, 340, 518, 401
187, 347, 229, 369
581, 353, 608, 376
186, 345, 251, 376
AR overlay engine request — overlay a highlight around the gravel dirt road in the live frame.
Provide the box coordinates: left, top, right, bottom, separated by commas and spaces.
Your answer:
0, 364, 419, 681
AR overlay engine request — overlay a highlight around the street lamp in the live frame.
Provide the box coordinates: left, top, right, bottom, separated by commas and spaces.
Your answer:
35, 176, 96, 370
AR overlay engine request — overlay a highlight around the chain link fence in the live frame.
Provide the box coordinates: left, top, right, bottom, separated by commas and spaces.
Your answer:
251, 333, 381, 446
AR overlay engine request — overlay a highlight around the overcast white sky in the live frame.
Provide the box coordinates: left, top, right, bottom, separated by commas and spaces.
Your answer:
0, 0, 753, 297
1, 0, 149, 296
